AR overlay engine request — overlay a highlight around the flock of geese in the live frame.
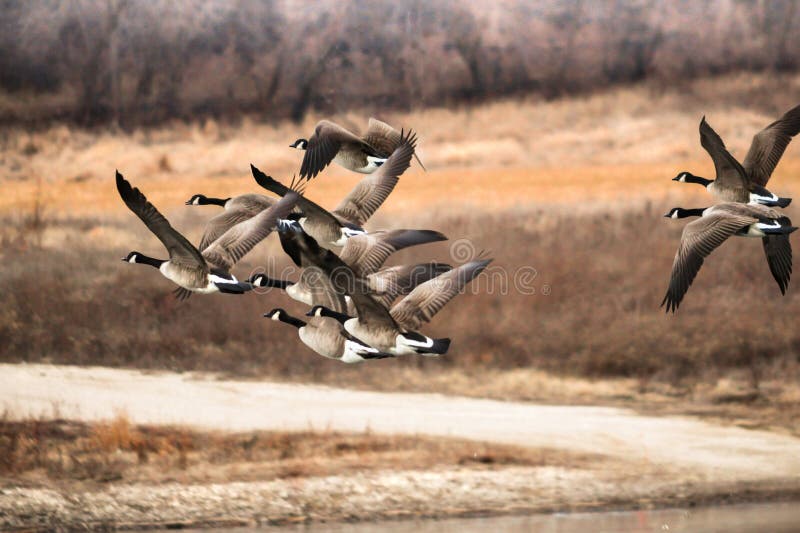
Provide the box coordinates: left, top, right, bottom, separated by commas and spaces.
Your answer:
116, 105, 800, 358
117, 118, 491, 363
663, 104, 800, 312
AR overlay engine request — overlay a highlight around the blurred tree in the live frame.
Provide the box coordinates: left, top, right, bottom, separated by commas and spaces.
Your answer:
2, 0, 800, 126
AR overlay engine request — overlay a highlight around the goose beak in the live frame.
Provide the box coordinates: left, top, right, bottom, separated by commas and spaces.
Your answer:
305, 310, 315, 316
184, 200, 193, 205
663, 213, 671, 218
120, 257, 128, 262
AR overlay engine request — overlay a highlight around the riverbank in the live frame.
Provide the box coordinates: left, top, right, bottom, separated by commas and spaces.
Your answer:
3, 364, 800, 530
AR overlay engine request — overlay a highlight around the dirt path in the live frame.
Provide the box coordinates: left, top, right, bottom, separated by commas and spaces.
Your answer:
4, 363, 800, 485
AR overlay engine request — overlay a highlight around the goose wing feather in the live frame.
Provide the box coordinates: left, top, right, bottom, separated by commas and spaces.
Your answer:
332, 130, 417, 226
661, 213, 756, 313
743, 104, 800, 186
116, 171, 207, 273
390, 259, 491, 331
202, 191, 300, 271
699, 117, 748, 188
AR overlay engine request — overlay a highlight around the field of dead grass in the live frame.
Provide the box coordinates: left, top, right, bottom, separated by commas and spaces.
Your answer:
2, 74, 800, 425
3, 73, 800, 217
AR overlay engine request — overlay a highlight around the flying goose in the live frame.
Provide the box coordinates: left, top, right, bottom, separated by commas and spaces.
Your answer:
254, 130, 416, 247
662, 202, 796, 312
291, 118, 424, 180
311, 257, 493, 357
265, 308, 394, 364
186, 194, 277, 251
261, 222, 447, 307
117, 171, 299, 300
673, 106, 800, 206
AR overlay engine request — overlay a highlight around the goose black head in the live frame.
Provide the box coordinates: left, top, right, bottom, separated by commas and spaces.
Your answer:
672, 172, 712, 187
306, 305, 327, 318
264, 308, 285, 320
185, 194, 207, 205
122, 251, 142, 263
121, 251, 165, 268
290, 139, 308, 150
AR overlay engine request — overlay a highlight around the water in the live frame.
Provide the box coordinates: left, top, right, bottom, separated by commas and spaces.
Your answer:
203, 502, 800, 533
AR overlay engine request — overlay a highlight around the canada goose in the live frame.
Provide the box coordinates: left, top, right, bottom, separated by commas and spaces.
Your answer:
259, 223, 447, 307
310, 258, 493, 357
266, 308, 394, 364
117, 171, 299, 299
186, 194, 277, 251
291, 118, 424, 180
673, 106, 800, 206
662, 202, 796, 312
254, 130, 416, 247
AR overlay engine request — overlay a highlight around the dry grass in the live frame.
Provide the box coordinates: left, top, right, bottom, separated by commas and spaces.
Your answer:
3, 203, 800, 386
3, 73, 800, 216
0, 413, 593, 489
2, 74, 800, 429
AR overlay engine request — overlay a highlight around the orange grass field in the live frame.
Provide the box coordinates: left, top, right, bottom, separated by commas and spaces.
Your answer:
2, 161, 728, 217
3, 73, 800, 219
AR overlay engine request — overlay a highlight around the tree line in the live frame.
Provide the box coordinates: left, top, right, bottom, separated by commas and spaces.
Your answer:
1, 0, 798, 127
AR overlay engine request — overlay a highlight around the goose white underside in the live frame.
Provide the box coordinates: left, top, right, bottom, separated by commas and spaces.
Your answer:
334, 153, 387, 174
341, 340, 383, 363
394, 334, 439, 356
286, 283, 313, 305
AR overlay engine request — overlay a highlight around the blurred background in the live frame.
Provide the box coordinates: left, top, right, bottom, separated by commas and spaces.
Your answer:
2, 0, 800, 413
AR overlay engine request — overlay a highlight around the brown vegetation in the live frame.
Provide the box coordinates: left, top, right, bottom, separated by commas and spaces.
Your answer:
2, 1, 800, 126
0, 413, 588, 488
2, 77, 800, 419
3, 200, 800, 388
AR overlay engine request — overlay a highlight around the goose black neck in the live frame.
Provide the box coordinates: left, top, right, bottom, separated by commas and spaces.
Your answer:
206, 197, 230, 207
321, 308, 351, 324
269, 278, 294, 290
687, 175, 712, 187
682, 208, 706, 217
279, 313, 306, 328
137, 254, 167, 268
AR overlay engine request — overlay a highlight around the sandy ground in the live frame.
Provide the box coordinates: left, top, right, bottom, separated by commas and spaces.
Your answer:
2, 363, 800, 529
